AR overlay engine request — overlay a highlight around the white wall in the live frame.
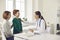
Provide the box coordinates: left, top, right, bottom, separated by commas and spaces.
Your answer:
0, 0, 6, 22
42, 0, 58, 33
43, 0, 57, 24
38, 0, 43, 13
25, 0, 33, 22
32, 0, 43, 12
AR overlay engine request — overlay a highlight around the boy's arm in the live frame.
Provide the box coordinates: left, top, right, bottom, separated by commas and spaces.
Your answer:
19, 18, 24, 22
21, 19, 24, 22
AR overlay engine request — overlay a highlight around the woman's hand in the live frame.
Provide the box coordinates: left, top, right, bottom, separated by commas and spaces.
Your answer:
29, 29, 34, 33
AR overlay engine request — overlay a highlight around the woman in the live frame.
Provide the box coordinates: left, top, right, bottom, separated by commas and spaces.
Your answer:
3, 11, 14, 40
34, 11, 47, 33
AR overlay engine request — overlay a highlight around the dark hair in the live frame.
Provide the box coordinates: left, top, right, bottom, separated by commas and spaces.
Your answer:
35, 11, 45, 20
35, 11, 41, 18
41, 16, 47, 29
35, 11, 47, 29
3, 11, 11, 19
13, 9, 19, 15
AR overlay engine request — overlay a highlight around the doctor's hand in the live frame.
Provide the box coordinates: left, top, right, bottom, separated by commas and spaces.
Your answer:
29, 29, 34, 33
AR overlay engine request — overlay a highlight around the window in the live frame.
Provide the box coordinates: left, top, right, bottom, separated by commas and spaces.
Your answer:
16, 0, 25, 18
6, 0, 25, 18
6, 0, 13, 22
6, 0, 13, 11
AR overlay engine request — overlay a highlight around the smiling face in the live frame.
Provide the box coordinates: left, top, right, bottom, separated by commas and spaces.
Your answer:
7, 13, 11, 20
34, 11, 41, 20
15, 12, 20, 18
13, 9, 20, 18
3, 11, 11, 20
35, 14, 39, 19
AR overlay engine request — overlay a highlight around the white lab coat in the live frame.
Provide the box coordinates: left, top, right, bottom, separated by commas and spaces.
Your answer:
34, 18, 46, 33
16, 18, 46, 34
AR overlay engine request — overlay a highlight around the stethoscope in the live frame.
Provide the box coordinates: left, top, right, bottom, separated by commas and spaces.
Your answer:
37, 19, 41, 27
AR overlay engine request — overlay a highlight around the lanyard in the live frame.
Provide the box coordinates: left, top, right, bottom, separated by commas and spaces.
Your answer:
39, 19, 41, 27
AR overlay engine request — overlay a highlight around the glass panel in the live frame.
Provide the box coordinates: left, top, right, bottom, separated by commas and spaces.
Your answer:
6, 0, 13, 11
6, 0, 13, 22
6, 0, 25, 18
16, 0, 25, 18
16, 1, 21, 10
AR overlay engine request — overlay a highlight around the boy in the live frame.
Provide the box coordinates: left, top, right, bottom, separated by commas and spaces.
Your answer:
12, 9, 22, 34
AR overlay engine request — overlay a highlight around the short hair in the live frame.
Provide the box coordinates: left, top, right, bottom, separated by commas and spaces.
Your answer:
3, 11, 11, 19
13, 9, 19, 15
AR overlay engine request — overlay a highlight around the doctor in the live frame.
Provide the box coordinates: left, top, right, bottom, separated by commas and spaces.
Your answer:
34, 11, 47, 33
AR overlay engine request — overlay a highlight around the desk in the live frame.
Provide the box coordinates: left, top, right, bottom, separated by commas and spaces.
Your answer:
2, 25, 60, 40
14, 32, 60, 40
